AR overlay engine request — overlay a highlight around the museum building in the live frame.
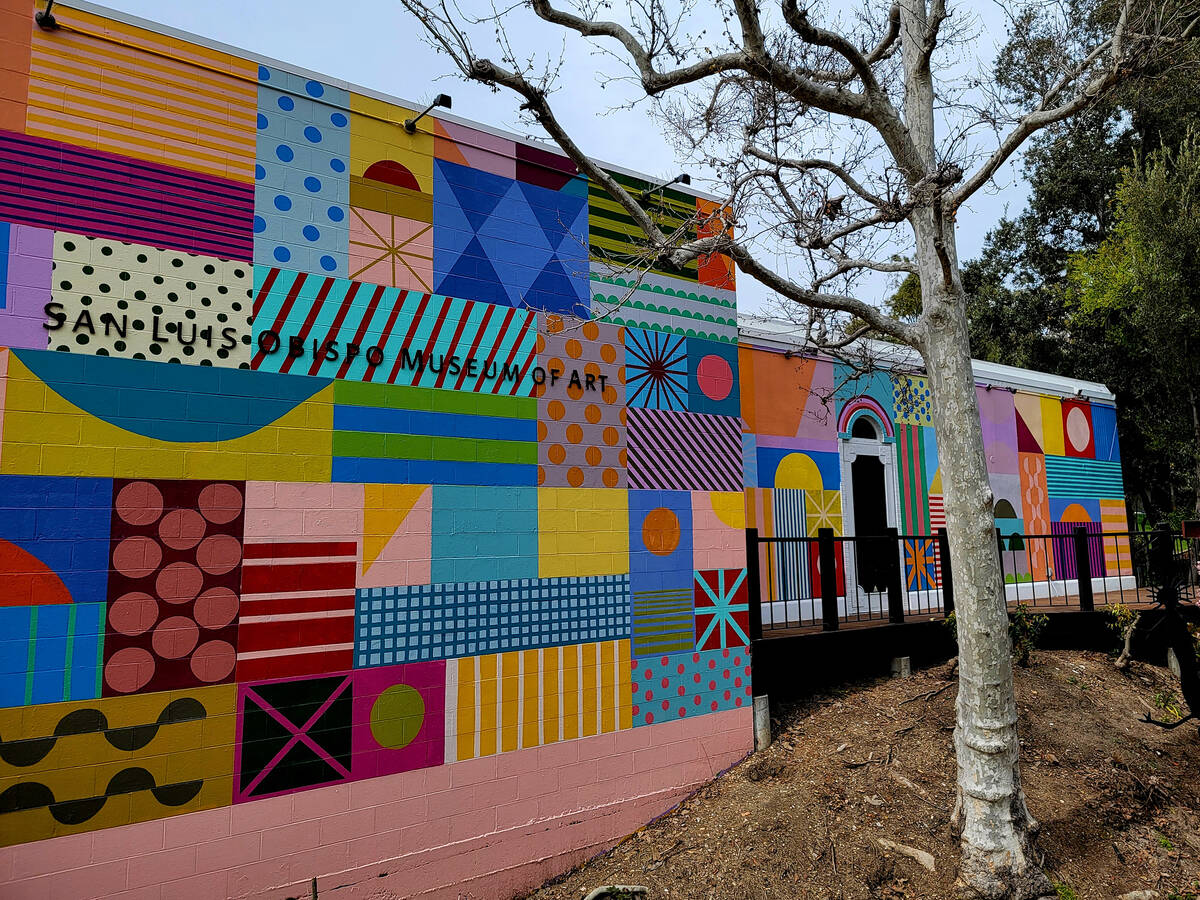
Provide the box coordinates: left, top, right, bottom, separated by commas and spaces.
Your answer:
0, 2, 1127, 897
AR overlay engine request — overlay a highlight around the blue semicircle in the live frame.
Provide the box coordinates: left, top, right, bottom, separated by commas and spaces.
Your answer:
15, 350, 332, 443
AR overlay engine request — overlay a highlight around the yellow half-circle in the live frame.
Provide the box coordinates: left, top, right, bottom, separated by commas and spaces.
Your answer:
709, 492, 746, 529
775, 453, 823, 491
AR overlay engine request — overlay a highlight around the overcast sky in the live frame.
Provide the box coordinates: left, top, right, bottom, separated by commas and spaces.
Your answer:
94, 0, 1031, 313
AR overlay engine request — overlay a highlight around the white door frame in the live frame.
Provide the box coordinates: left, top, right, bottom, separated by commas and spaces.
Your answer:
839, 433, 902, 611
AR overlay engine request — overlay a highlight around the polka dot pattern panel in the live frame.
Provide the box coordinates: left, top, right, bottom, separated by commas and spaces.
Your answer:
104, 479, 244, 697
50, 232, 253, 368
535, 313, 626, 489
255, 67, 350, 277
630, 649, 750, 727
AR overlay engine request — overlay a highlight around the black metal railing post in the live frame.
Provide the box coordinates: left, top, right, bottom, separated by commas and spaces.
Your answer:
818, 527, 839, 631
745, 527, 763, 641
1073, 525, 1094, 611
886, 527, 904, 624
937, 527, 954, 616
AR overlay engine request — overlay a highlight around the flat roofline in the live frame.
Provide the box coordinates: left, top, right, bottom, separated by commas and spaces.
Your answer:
56, 1, 725, 204
738, 318, 1116, 403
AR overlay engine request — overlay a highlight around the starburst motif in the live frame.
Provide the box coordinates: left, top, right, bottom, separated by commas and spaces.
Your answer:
349, 207, 432, 290
626, 329, 688, 409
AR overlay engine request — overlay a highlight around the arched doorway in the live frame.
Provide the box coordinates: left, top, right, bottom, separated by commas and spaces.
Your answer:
838, 406, 901, 610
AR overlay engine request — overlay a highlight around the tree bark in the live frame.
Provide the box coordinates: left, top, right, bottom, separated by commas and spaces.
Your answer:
916, 221, 1053, 900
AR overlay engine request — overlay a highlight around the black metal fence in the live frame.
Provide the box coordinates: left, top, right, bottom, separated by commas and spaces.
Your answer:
746, 525, 1198, 637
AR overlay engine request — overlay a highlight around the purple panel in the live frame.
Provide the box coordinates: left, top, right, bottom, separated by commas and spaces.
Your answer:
0, 222, 51, 350
0, 129, 253, 261
977, 385, 1019, 475
1050, 521, 1106, 581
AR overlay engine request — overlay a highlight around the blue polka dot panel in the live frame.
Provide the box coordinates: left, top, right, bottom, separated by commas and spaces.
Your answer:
254, 66, 350, 277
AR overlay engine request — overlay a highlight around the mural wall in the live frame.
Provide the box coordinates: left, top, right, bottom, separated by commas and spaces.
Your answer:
0, 4, 1128, 899
739, 343, 1130, 604
0, 5, 749, 899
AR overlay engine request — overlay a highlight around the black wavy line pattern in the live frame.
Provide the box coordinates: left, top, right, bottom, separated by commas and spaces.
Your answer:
0, 768, 204, 824
0, 698, 207, 768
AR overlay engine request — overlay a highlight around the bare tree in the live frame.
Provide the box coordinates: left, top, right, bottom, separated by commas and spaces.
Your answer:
399, 0, 1199, 896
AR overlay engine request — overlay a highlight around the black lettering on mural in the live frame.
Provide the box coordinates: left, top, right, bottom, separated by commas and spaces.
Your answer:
467, 358, 478, 378
446, 354, 461, 376
219, 327, 237, 350
321, 340, 340, 361
287, 335, 305, 358
532, 367, 546, 385
366, 346, 384, 367
585, 372, 596, 391
151, 315, 169, 343
400, 348, 426, 371
567, 370, 582, 391
71, 310, 95, 335
345, 343, 360, 364
598, 374, 609, 393
550, 367, 561, 386
100, 313, 128, 339
43, 302, 67, 331
258, 330, 281, 354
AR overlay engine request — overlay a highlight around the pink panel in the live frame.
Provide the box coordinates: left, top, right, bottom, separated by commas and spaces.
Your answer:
3, 707, 753, 900
0, 223, 52, 352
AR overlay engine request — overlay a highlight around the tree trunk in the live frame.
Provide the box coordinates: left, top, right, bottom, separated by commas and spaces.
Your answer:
1188, 377, 1200, 518
917, 242, 1053, 899
1115, 611, 1141, 671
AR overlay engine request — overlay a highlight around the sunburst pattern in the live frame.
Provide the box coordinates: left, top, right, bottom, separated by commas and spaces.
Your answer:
348, 207, 433, 290
626, 328, 688, 409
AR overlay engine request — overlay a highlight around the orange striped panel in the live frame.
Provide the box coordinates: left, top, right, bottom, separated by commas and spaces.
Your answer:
1099, 499, 1132, 577
26, 7, 256, 182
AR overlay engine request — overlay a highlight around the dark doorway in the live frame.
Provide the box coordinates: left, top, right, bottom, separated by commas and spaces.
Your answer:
851, 454, 889, 592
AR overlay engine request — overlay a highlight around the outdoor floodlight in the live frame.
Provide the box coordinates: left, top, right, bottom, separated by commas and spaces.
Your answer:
404, 94, 452, 133
640, 173, 691, 200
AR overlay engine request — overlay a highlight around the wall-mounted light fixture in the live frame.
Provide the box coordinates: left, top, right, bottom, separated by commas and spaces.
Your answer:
640, 173, 690, 200
404, 94, 452, 134
35, 0, 58, 29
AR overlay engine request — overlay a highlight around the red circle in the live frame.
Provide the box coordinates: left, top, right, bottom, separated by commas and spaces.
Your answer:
661, 700, 670, 711
696, 354, 733, 401
709, 680, 716, 690
105, 647, 155, 693
159, 509, 207, 550
693, 695, 701, 705
693, 673, 701, 683
691, 653, 700, 663
661, 678, 669, 689
644, 668, 652, 679
644, 713, 654, 724
723, 690, 731, 700
193, 587, 239, 629
735, 696, 743, 707
152, 616, 199, 659
112, 536, 162, 579
190, 640, 236, 682
196, 534, 241, 575
156, 562, 203, 604
677, 686, 685, 696
722, 649, 730, 658
735, 677, 743, 688
198, 483, 242, 524
116, 482, 163, 526
711, 700, 719, 711
644, 690, 653, 701
108, 592, 159, 636
676, 663, 685, 674
677, 707, 687, 717
708, 659, 716, 669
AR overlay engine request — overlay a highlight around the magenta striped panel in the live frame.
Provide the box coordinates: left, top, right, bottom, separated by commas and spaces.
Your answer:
0, 129, 252, 260
627, 407, 742, 491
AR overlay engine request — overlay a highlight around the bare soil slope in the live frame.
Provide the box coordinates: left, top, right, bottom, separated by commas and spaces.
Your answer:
522, 650, 1200, 900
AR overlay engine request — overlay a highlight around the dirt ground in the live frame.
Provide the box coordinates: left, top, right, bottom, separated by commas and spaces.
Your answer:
521, 650, 1200, 900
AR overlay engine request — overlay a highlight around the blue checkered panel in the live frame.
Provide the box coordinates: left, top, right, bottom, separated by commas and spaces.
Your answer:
354, 575, 631, 666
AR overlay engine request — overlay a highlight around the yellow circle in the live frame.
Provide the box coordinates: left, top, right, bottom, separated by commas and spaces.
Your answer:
369, 684, 425, 749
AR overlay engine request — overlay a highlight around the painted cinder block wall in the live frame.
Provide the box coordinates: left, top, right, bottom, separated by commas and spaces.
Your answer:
0, 3, 750, 899
0, 3, 1129, 899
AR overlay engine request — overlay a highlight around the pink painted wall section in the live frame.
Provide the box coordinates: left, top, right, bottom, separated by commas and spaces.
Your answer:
1, 706, 752, 900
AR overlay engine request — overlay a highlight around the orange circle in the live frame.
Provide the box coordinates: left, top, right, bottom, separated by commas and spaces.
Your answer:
618, 366, 626, 384
602, 426, 620, 446
537, 421, 548, 441
616, 327, 625, 344
585, 445, 602, 466
642, 507, 681, 556
566, 339, 582, 359
602, 468, 619, 488
532, 383, 545, 399
584, 404, 602, 424
547, 400, 565, 421
603, 386, 618, 405
546, 315, 564, 334
619, 407, 627, 425
584, 362, 601, 377
535, 335, 546, 352
582, 321, 600, 341
600, 344, 616, 364
566, 423, 584, 444
619, 448, 627, 466
567, 383, 584, 401
548, 357, 565, 378
538, 465, 546, 485
548, 444, 566, 465
567, 467, 585, 487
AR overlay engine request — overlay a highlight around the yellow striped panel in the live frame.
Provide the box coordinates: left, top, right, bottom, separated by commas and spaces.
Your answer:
27, 7, 257, 182
452, 641, 631, 760
1099, 499, 1132, 576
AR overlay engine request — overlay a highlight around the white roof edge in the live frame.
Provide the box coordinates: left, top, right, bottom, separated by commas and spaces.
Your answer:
737, 318, 1116, 403
60, 1, 725, 204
